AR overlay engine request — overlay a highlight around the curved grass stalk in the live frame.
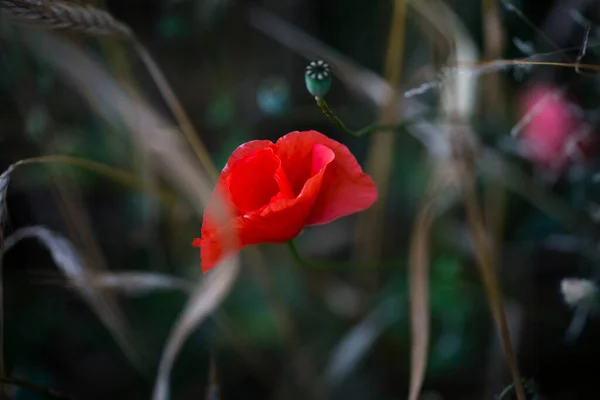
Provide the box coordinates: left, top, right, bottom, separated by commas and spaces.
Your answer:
12, 155, 178, 206
464, 177, 525, 400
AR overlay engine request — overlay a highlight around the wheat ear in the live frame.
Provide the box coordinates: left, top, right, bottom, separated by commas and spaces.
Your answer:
1, 0, 218, 179
0, 0, 132, 37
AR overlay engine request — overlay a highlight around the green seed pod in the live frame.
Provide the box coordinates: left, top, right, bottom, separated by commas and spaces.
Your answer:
305, 60, 332, 98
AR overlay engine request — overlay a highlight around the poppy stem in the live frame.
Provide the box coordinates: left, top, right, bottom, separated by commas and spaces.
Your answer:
315, 97, 412, 137
287, 240, 310, 267
287, 240, 389, 269
288, 240, 355, 269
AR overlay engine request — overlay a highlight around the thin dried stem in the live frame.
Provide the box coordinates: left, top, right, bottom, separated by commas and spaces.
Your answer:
464, 178, 525, 400
132, 41, 218, 181
407, 193, 436, 400
484, 178, 507, 262
354, 0, 407, 279
15, 155, 178, 205
480, 0, 506, 117
1, 1, 218, 182
0, 377, 75, 400
206, 351, 219, 400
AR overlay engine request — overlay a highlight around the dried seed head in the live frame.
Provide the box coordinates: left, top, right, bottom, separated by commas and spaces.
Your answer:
305, 60, 331, 98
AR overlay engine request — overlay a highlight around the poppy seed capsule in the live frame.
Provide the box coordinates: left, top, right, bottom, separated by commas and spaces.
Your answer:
305, 60, 332, 98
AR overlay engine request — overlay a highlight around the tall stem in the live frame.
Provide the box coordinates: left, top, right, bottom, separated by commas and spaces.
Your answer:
315, 98, 414, 137
464, 179, 525, 400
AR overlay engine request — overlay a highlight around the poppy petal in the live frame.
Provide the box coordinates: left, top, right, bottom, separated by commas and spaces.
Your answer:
274, 132, 317, 195
219, 140, 276, 185
276, 131, 377, 225
195, 140, 276, 272
193, 234, 226, 273
228, 148, 282, 213
235, 144, 335, 245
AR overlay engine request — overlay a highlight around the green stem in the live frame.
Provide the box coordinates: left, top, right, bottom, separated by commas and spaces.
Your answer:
286, 240, 392, 269
315, 97, 413, 137
287, 240, 309, 267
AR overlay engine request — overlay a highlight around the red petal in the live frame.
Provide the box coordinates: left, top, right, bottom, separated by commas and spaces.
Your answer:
235, 144, 335, 245
193, 234, 225, 273
196, 140, 276, 272
228, 148, 282, 213
219, 140, 276, 188
274, 131, 317, 195
276, 131, 378, 225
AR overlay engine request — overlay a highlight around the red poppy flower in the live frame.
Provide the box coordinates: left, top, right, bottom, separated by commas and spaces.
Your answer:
192, 130, 378, 272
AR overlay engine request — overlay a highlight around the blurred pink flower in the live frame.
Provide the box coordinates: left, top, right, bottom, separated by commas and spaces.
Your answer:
517, 83, 595, 172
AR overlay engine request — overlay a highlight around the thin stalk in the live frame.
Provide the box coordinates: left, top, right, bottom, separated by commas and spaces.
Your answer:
13, 155, 178, 206
480, 0, 506, 118
0, 377, 74, 400
354, 0, 408, 278
464, 179, 525, 400
407, 197, 436, 400
315, 97, 417, 137
498, 378, 537, 400
246, 247, 326, 400
132, 41, 218, 182
484, 178, 507, 263
287, 240, 309, 267
206, 351, 219, 400
286, 240, 386, 269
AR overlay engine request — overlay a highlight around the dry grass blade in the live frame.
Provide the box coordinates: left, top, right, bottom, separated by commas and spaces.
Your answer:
15, 155, 179, 207
8, 30, 241, 400
408, 0, 478, 118
479, 149, 581, 229
0, 164, 13, 392
0, 376, 75, 400
14, 29, 216, 212
205, 352, 219, 400
480, 0, 506, 117
2, 226, 148, 370
152, 257, 239, 400
325, 298, 397, 388
0, 0, 132, 37
463, 181, 525, 400
131, 43, 218, 182
79, 272, 195, 296
354, 0, 407, 268
2, 0, 217, 181
421, 0, 523, 391
407, 193, 436, 400
404, 2, 479, 398
0, 165, 15, 246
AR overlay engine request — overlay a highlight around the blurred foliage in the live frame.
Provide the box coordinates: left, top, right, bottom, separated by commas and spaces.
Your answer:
1, 0, 600, 399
